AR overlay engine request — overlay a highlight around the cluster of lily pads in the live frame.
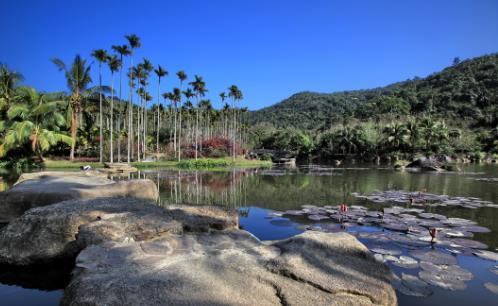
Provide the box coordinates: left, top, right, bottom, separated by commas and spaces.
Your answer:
352, 190, 498, 209
267, 202, 498, 297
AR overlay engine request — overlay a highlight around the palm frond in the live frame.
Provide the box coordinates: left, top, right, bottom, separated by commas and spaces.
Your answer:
7, 104, 30, 120
51, 58, 67, 71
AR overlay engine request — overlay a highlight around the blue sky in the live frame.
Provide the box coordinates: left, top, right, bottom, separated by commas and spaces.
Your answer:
1, 0, 498, 110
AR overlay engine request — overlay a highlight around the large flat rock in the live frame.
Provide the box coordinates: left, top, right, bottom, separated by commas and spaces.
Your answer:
0, 198, 238, 265
0, 193, 396, 305
62, 231, 396, 306
0, 171, 159, 223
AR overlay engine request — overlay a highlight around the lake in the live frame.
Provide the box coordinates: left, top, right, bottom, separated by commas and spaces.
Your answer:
1, 164, 497, 305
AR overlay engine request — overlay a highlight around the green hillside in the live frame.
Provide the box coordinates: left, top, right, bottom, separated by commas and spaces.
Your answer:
248, 53, 498, 130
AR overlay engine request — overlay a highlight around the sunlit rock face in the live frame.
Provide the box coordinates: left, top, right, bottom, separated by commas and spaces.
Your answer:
62, 231, 397, 306
0, 171, 159, 223
0, 199, 237, 265
0, 191, 396, 305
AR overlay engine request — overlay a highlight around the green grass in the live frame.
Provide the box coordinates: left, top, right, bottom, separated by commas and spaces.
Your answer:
42, 157, 272, 170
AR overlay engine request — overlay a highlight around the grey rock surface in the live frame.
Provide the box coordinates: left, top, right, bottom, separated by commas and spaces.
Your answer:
0, 198, 237, 265
61, 231, 396, 306
0, 171, 159, 223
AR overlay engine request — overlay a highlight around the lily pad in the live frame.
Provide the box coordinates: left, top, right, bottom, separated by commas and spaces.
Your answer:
419, 213, 447, 220
370, 247, 403, 256
484, 282, 498, 294
444, 217, 477, 226
395, 273, 433, 297
392, 256, 419, 269
307, 214, 329, 221
419, 262, 473, 281
442, 230, 474, 238
381, 223, 409, 232
473, 250, 498, 261
410, 249, 457, 265
456, 225, 491, 233
268, 211, 285, 217
419, 269, 469, 291
449, 238, 488, 249
283, 210, 305, 216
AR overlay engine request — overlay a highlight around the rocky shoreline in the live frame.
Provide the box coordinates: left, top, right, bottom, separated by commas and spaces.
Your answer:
0, 171, 397, 305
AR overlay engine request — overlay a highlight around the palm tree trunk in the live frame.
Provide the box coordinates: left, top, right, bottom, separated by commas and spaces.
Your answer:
173, 104, 177, 154
156, 79, 161, 155
195, 97, 199, 160
178, 103, 182, 161
98, 63, 103, 163
127, 56, 133, 163
117, 54, 123, 162
137, 98, 141, 162
110, 73, 114, 163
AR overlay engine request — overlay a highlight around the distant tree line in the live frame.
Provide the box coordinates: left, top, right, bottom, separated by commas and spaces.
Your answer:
247, 53, 498, 161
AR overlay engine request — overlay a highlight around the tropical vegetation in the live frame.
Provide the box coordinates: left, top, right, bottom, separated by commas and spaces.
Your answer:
247, 53, 498, 161
2, 49, 498, 167
0, 34, 248, 168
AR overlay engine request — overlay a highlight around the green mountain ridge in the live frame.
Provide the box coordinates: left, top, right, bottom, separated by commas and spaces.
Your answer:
248, 53, 498, 130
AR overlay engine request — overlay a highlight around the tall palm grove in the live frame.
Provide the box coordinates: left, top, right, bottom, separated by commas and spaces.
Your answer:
0, 34, 247, 164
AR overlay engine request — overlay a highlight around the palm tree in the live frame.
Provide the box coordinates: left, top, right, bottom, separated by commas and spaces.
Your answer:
141, 59, 153, 160
154, 65, 167, 154
107, 55, 121, 163
162, 92, 175, 153
0, 64, 24, 111
0, 87, 72, 160
111, 44, 131, 162
172, 88, 182, 159
52, 55, 93, 160
219, 92, 227, 136
189, 75, 207, 160
228, 85, 243, 159
125, 34, 141, 162
91, 49, 108, 163
382, 122, 410, 152
176, 71, 187, 161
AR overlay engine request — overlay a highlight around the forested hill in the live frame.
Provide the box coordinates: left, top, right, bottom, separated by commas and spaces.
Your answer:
248, 53, 498, 130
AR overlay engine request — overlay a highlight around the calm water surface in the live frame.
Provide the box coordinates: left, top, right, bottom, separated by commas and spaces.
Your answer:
1, 164, 497, 305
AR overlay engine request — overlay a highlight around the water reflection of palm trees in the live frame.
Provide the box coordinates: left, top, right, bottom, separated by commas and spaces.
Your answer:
130, 169, 252, 209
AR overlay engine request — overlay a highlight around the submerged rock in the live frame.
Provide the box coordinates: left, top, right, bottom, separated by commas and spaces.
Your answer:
406, 158, 443, 171
62, 231, 397, 306
0, 171, 159, 223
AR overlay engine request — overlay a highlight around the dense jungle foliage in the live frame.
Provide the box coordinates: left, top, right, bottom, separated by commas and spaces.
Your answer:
247, 54, 498, 160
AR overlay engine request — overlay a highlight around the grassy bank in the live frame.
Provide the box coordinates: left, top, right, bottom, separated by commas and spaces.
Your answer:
42, 157, 272, 170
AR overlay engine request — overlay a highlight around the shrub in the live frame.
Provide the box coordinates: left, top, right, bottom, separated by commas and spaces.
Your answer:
177, 159, 234, 169
260, 153, 273, 161
200, 137, 242, 158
